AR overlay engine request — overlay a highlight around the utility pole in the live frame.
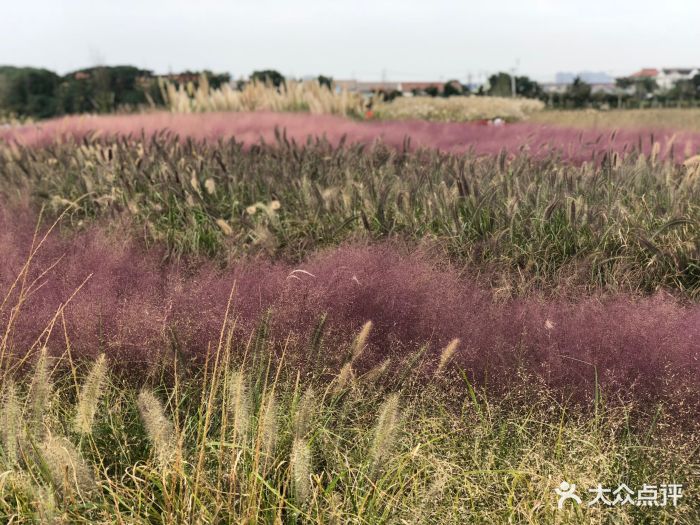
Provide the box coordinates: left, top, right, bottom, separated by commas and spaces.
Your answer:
511, 59, 520, 97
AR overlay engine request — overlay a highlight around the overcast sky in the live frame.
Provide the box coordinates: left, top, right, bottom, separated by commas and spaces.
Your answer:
2, 0, 699, 82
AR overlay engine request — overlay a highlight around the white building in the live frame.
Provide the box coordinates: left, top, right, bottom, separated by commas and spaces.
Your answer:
656, 68, 699, 91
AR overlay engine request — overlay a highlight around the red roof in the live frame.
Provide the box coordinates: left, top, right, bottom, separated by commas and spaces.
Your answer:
630, 68, 659, 78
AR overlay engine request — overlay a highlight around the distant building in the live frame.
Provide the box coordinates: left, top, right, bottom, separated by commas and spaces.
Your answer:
656, 68, 699, 90
334, 80, 445, 95
542, 82, 624, 96
622, 67, 698, 91
555, 71, 614, 84
589, 83, 623, 95
629, 68, 659, 79
541, 83, 567, 94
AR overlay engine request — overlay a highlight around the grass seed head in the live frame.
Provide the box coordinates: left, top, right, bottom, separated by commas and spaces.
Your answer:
333, 362, 355, 393
28, 348, 52, 438
39, 433, 94, 499
290, 437, 312, 504
351, 320, 373, 362
293, 387, 315, 439
370, 393, 401, 473
74, 354, 108, 435
260, 392, 277, 460
362, 358, 391, 384
1, 381, 21, 466
226, 369, 249, 444
137, 390, 177, 470
435, 338, 460, 376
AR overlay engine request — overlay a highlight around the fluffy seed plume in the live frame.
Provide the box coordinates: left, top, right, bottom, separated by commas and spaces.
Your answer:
226, 369, 249, 445
137, 390, 177, 469
370, 393, 401, 473
39, 433, 94, 498
74, 354, 108, 435
1, 381, 21, 466
351, 321, 373, 362
435, 338, 460, 376
216, 219, 233, 236
28, 348, 52, 437
32, 482, 59, 524
333, 362, 354, 393
3, 472, 57, 523
362, 358, 391, 384
293, 387, 315, 439
290, 437, 312, 504
260, 392, 277, 460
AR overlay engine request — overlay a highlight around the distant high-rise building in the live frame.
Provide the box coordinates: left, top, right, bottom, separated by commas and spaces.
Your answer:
555, 71, 614, 84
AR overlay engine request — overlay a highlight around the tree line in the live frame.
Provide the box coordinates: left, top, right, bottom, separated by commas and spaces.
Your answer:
2, 65, 700, 120
420, 72, 700, 109
0, 66, 233, 120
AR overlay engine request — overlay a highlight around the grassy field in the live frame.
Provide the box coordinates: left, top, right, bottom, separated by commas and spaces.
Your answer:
374, 96, 544, 122
2, 135, 700, 297
1, 114, 700, 523
1, 336, 698, 523
530, 108, 700, 132
159, 77, 545, 123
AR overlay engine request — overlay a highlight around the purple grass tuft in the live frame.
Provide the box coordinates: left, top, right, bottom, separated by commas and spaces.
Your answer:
2, 112, 698, 163
2, 209, 699, 406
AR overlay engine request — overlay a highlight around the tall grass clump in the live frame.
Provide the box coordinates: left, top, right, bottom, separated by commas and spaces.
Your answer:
0, 336, 696, 523
1, 381, 21, 466
160, 75, 365, 118
2, 135, 699, 296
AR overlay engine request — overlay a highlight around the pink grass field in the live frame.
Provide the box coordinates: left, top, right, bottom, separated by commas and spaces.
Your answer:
2, 210, 699, 406
2, 111, 700, 163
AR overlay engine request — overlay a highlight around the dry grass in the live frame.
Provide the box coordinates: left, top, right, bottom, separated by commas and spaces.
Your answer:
0, 342, 697, 523
374, 95, 545, 122
160, 76, 545, 123
530, 108, 700, 131
161, 76, 365, 118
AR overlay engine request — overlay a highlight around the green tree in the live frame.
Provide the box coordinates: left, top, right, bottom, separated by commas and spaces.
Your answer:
443, 80, 465, 97
615, 77, 634, 90
56, 66, 155, 114
0, 66, 61, 118
566, 76, 592, 108
251, 70, 285, 87
515, 76, 542, 98
486, 72, 513, 97
670, 74, 700, 101
317, 75, 333, 89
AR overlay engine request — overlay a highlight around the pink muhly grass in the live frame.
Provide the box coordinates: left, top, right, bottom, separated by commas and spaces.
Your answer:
1, 209, 699, 408
1, 111, 698, 164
